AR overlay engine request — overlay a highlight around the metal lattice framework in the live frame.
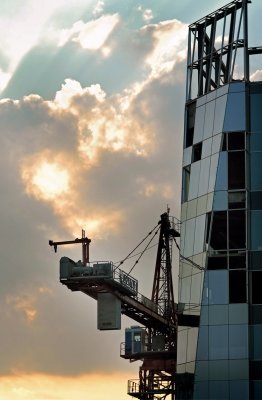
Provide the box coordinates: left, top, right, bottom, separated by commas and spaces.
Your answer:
186, 0, 251, 100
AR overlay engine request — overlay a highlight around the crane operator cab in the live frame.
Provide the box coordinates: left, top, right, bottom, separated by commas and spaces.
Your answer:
125, 326, 148, 356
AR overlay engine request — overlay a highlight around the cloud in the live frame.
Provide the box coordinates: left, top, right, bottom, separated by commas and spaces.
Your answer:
57, 14, 120, 51
251, 69, 262, 81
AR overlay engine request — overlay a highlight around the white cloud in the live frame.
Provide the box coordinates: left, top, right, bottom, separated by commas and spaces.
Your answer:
143, 9, 154, 22
251, 69, 262, 81
93, 0, 104, 15
57, 14, 120, 50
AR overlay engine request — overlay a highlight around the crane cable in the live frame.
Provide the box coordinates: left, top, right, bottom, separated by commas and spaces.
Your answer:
113, 221, 161, 272
127, 225, 161, 276
173, 237, 205, 271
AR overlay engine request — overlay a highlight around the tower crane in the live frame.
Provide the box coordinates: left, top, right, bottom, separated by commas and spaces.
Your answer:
49, 212, 199, 399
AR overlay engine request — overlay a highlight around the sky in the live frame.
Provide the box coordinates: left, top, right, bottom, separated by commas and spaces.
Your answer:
0, 0, 262, 399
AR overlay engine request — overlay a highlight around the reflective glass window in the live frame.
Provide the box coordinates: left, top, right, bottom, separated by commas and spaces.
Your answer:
177, 328, 188, 364
228, 132, 245, 150
202, 138, 212, 158
208, 154, 219, 193
216, 85, 229, 97
251, 360, 262, 379
180, 276, 192, 304
229, 82, 245, 92
224, 92, 246, 131
251, 192, 262, 210
185, 101, 196, 147
213, 95, 227, 135
250, 305, 262, 324
228, 151, 245, 190
188, 161, 201, 200
187, 328, 198, 362
250, 251, 262, 270
229, 304, 248, 324
229, 271, 246, 303
193, 105, 205, 144
229, 191, 246, 209
200, 306, 208, 325
203, 100, 215, 139
212, 133, 222, 154
229, 210, 246, 249
209, 360, 229, 380
251, 153, 262, 190
209, 325, 228, 359
209, 305, 228, 325
250, 132, 262, 151
192, 142, 202, 162
229, 252, 246, 269
251, 93, 262, 132
252, 380, 262, 400
184, 218, 196, 257
190, 271, 204, 305
183, 146, 192, 167
197, 326, 208, 360
215, 152, 228, 191
251, 271, 262, 304
251, 211, 262, 251
195, 361, 208, 381
210, 211, 227, 251
229, 359, 249, 380
229, 381, 249, 400
208, 270, 229, 305
194, 381, 208, 399
187, 199, 197, 220
182, 166, 191, 203
251, 325, 262, 360
198, 157, 211, 197
229, 325, 248, 359
207, 254, 227, 270
213, 191, 227, 211
209, 381, 229, 400
197, 195, 207, 216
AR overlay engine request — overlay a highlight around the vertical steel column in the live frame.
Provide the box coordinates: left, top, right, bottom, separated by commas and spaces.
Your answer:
243, 0, 250, 81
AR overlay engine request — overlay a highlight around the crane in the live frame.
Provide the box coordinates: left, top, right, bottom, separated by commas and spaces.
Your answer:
49, 212, 199, 399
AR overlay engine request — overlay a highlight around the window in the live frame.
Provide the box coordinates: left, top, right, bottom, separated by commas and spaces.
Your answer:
229, 191, 245, 209
228, 210, 246, 249
229, 271, 246, 303
210, 212, 227, 250
252, 272, 262, 304
228, 152, 245, 190
185, 101, 196, 147
228, 132, 245, 150
182, 166, 191, 203
192, 142, 202, 162
207, 254, 227, 270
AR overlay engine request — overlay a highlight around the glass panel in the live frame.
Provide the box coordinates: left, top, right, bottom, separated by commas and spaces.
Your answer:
216, 84, 229, 97
215, 152, 228, 191
229, 359, 249, 380
250, 133, 262, 151
251, 93, 262, 132
180, 276, 192, 304
192, 142, 202, 162
207, 192, 214, 211
194, 381, 208, 400
197, 195, 207, 216
194, 215, 206, 255
213, 191, 227, 211
209, 305, 228, 325
198, 157, 211, 197
193, 104, 205, 144
183, 146, 192, 167
228, 151, 245, 190
229, 252, 246, 269
253, 380, 262, 400
213, 95, 227, 135
229, 381, 249, 400
210, 211, 227, 251
251, 153, 262, 190
207, 254, 227, 270
177, 328, 188, 364
251, 192, 262, 210
209, 325, 228, 359
208, 154, 219, 193
203, 100, 215, 139
202, 138, 212, 158
229, 210, 246, 249
251, 360, 262, 379
250, 251, 262, 270
229, 304, 248, 324
212, 133, 222, 154
197, 326, 208, 360
224, 92, 246, 131
229, 82, 245, 92
188, 161, 201, 201
251, 211, 262, 251
184, 218, 196, 257
187, 199, 198, 220
229, 191, 246, 209
200, 305, 208, 325
195, 361, 208, 381
187, 328, 198, 362
182, 166, 191, 203
209, 360, 229, 380
181, 203, 188, 222
208, 271, 229, 305
229, 271, 246, 303
185, 101, 196, 147
190, 271, 204, 305
209, 381, 229, 400
251, 325, 262, 360
252, 271, 262, 304
228, 132, 245, 150
250, 305, 262, 324
229, 325, 248, 359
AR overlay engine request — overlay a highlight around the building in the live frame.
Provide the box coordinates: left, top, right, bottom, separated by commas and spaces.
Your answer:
177, 0, 262, 398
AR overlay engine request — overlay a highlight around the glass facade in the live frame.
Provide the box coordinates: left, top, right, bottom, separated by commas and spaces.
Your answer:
178, 75, 262, 400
